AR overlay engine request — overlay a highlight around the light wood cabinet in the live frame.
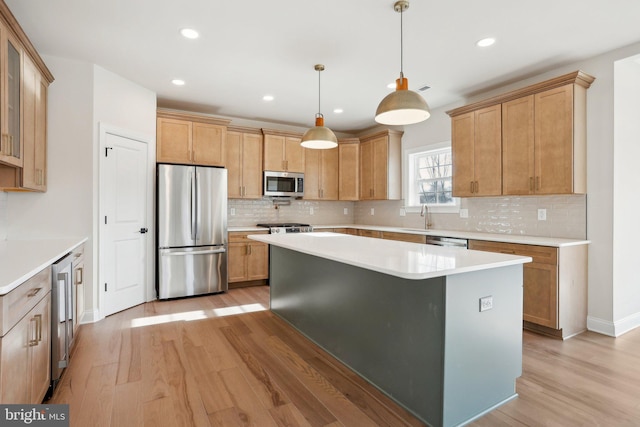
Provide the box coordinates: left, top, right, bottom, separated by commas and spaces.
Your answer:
263, 130, 305, 172
449, 71, 594, 197
0, 5, 53, 192
304, 146, 338, 200
228, 231, 269, 286
381, 231, 426, 244
0, 267, 52, 404
451, 105, 502, 197
357, 229, 382, 238
156, 110, 230, 166
338, 139, 359, 201
468, 239, 587, 339
226, 127, 263, 199
359, 130, 402, 200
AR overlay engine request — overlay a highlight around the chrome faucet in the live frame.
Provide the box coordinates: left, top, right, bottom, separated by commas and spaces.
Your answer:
420, 204, 432, 229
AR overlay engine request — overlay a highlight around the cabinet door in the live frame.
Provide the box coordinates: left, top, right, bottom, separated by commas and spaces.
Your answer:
74, 259, 85, 333
192, 123, 225, 166
30, 293, 51, 404
303, 148, 321, 199
263, 134, 285, 171
228, 243, 248, 283
535, 85, 574, 194
0, 308, 30, 403
339, 143, 359, 200
226, 131, 243, 198
284, 137, 304, 172
502, 96, 535, 195
241, 133, 263, 199
371, 137, 389, 199
359, 140, 373, 200
247, 243, 269, 280
451, 113, 475, 197
157, 118, 192, 163
0, 33, 23, 167
21, 55, 47, 191
473, 105, 502, 196
320, 148, 339, 200
523, 263, 558, 328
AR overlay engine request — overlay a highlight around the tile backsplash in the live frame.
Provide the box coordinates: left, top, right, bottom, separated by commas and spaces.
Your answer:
230, 194, 586, 239
354, 195, 587, 239
0, 192, 6, 240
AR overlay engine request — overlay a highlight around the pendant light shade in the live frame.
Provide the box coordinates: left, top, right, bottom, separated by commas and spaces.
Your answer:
375, 1, 430, 126
301, 64, 338, 149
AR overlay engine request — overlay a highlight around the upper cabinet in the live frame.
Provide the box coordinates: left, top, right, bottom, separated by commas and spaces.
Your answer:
451, 105, 502, 197
226, 126, 263, 199
156, 109, 230, 166
359, 129, 402, 200
262, 129, 305, 172
338, 138, 359, 201
447, 71, 594, 197
303, 146, 338, 200
0, 3, 54, 191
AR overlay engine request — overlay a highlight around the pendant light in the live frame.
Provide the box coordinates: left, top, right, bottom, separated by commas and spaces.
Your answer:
375, 0, 430, 125
301, 64, 338, 149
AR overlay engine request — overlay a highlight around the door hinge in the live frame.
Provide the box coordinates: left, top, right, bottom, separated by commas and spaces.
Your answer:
105, 216, 107, 225
105, 283, 108, 292
105, 147, 113, 157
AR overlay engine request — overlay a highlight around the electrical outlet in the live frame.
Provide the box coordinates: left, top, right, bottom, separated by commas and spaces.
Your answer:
480, 296, 493, 312
344, 207, 349, 215
310, 207, 314, 215
370, 208, 375, 215
459, 208, 469, 218
400, 208, 406, 217
230, 208, 236, 216
538, 209, 547, 221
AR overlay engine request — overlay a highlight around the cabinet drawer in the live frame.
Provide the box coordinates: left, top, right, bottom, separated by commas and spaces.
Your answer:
468, 240, 557, 265
358, 229, 382, 238
228, 231, 268, 243
0, 267, 51, 337
382, 231, 426, 244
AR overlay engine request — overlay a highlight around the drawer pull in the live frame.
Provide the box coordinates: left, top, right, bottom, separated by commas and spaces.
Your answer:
75, 267, 84, 285
29, 314, 42, 346
27, 287, 42, 298
500, 250, 516, 254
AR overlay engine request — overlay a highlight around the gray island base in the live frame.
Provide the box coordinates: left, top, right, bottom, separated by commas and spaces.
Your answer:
265, 240, 525, 427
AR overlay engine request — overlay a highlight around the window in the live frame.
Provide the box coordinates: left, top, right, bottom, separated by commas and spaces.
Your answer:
405, 143, 459, 212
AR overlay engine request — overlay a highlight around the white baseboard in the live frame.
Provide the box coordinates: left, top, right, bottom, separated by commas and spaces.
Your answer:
79, 308, 101, 324
587, 313, 640, 337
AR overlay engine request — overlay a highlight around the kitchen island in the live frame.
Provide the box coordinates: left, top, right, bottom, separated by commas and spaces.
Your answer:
250, 232, 532, 427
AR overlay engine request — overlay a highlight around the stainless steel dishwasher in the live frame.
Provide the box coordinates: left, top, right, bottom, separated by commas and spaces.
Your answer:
426, 236, 468, 248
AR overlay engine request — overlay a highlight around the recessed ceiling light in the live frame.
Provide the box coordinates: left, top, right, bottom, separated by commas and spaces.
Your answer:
476, 37, 496, 47
171, 79, 185, 86
333, 108, 344, 114
263, 95, 274, 101
180, 28, 199, 39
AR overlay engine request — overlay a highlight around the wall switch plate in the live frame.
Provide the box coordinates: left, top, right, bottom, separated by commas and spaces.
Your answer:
538, 209, 547, 221
400, 208, 406, 217
230, 208, 236, 216
310, 207, 314, 215
480, 296, 493, 312
370, 208, 375, 215
459, 208, 469, 218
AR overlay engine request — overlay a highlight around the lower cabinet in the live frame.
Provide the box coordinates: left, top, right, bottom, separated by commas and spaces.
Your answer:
0, 268, 52, 403
381, 231, 427, 244
357, 229, 382, 238
73, 243, 85, 334
468, 239, 587, 339
228, 231, 269, 287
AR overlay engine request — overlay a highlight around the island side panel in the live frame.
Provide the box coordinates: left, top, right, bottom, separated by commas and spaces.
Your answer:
442, 264, 524, 427
269, 246, 447, 426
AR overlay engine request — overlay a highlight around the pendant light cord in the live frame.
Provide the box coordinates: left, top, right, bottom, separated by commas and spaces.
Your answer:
400, 6, 404, 81
317, 68, 321, 116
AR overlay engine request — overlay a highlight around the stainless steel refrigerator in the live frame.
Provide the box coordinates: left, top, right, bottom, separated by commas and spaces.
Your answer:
157, 163, 228, 299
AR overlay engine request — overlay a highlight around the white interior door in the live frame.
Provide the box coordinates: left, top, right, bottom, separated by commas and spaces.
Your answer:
101, 130, 148, 316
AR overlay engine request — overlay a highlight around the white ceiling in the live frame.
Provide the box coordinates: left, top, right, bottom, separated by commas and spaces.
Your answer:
6, 0, 640, 133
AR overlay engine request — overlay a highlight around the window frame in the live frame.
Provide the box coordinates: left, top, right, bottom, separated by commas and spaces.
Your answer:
403, 142, 460, 214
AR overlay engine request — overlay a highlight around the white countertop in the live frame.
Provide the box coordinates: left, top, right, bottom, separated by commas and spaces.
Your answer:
249, 232, 531, 280
0, 238, 88, 295
230, 224, 589, 247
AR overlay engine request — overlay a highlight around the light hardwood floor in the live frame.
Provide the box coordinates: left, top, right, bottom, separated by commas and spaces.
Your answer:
50, 286, 640, 426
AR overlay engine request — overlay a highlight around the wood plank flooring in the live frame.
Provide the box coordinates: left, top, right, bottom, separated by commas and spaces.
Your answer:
49, 286, 640, 426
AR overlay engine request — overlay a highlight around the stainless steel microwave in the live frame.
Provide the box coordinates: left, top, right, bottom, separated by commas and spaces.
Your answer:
263, 171, 304, 197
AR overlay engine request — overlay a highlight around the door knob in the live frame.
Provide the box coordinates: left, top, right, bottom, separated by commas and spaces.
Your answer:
139, 228, 148, 234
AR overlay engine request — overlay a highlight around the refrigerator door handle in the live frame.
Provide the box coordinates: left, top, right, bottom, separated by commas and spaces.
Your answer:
195, 171, 201, 242
162, 248, 226, 256
190, 170, 197, 241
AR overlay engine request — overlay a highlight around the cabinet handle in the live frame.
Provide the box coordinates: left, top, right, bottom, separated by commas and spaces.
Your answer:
75, 267, 83, 285
247, 245, 252, 255
500, 250, 516, 254
8, 135, 13, 156
536, 176, 540, 191
475, 181, 479, 194
470, 181, 474, 193
27, 287, 42, 298
321, 189, 324, 198
529, 177, 534, 192
36, 314, 42, 342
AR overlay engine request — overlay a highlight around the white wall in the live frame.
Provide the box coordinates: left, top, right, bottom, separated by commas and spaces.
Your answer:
612, 55, 640, 331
